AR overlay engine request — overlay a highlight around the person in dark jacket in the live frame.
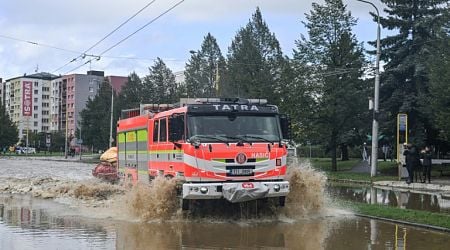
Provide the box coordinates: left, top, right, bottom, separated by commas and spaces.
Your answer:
421, 146, 432, 183
403, 144, 420, 184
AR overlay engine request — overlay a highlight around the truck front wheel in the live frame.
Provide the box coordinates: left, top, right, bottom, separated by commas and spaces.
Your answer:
279, 196, 286, 207
181, 199, 190, 211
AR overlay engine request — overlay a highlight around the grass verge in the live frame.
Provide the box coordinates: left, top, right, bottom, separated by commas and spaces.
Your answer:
309, 158, 359, 171
308, 158, 398, 182
341, 200, 450, 229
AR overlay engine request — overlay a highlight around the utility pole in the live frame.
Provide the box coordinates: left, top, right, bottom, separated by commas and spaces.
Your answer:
355, 0, 381, 177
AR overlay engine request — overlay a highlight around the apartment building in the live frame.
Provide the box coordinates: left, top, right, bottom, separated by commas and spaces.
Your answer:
3, 71, 128, 140
3, 73, 58, 139
0, 78, 4, 106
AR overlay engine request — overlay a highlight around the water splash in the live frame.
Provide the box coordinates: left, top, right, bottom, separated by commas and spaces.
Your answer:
1, 159, 331, 222
125, 177, 178, 220
282, 159, 328, 218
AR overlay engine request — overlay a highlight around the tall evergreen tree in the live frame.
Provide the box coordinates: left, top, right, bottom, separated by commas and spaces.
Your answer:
0, 101, 18, 149
224, 7, 287, 102
80, 79, 119, 150
185, 33, 226, 98
144, 58, 178, 104
293, 0, 367, 170
375, 0, 449, 146
117, 72, 144, 110
427, 37, 450, 143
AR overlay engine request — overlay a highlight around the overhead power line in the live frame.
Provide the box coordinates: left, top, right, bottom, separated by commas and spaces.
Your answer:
83, 0, 157, 55
0, 34, 81, 54
53, 0, 158, 73
98, 0, 185, 56
64, 0, 185, 75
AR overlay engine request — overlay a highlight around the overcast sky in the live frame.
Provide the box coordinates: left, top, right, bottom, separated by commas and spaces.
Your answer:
0, 0, 388, 80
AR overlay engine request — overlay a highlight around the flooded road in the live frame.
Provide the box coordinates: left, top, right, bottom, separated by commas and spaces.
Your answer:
329, 184, 450, 214
0, 157, 449, 249
1, 193, 449, 250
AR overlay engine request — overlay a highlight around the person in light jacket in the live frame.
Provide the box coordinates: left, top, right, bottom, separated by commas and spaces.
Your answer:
421, 146, 432, 183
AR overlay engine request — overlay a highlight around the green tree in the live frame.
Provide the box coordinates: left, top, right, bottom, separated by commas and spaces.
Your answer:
223, 7, 287, 102
185, 33, 226, 98
80, 79, 120, 150
293, 0, 367, 170
375, 0, 449, 146
49, 131, 65, 153
428, 37, 450, 142
144, 57, 178, 104
117, 72, 144, 110
0, 101, 18, 150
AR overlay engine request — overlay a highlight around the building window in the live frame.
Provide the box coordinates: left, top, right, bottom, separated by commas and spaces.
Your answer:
89, 87, 94, 92
34, 114, 38, 118
34, 122, 38, 126
34, 82, 38, 87
34, 90, 38, 94
34, 98, 38, 102
34, 106, 38, 110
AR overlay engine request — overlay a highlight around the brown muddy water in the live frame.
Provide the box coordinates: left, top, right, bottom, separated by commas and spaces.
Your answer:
0, 157, 449, 249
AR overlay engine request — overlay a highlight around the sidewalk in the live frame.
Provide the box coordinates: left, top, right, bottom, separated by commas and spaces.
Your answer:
348, 160, 450, 193
348, 160, 371, 173
374, 180, 450, 193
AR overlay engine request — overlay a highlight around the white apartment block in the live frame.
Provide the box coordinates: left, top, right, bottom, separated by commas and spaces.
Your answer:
1, 71, 127, 142
3, 73, 56, 139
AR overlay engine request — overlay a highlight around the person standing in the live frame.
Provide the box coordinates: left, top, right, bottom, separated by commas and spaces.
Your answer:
362, 143, 368, 162
421, 146, 433, 183
404, 144, 420, 184
382, 144, 388, 161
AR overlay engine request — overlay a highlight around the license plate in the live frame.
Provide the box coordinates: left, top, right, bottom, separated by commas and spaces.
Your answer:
229, 169, 253, 176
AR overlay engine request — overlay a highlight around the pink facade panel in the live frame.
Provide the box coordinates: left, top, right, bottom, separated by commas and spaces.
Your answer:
22, 81, 32, 116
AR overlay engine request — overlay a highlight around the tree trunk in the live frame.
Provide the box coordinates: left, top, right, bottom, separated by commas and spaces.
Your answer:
331, 146, 337, 171
331, 134, 337, 171
341, 144, 349, 161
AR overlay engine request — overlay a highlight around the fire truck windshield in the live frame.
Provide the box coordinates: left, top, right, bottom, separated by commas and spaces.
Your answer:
187, 115, 281, 142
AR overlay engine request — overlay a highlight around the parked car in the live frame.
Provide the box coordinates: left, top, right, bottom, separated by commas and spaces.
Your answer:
15, 147, 36, 154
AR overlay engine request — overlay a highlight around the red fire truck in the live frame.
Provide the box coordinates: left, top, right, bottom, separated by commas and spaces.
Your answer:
117, 98, 291, 210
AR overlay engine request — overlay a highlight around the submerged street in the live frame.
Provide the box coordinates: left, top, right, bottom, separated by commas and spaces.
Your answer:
0, 157, 449, 249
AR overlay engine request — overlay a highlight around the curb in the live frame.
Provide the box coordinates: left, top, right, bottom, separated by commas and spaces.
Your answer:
328, 178, 371, 185
354, 213, 450, 233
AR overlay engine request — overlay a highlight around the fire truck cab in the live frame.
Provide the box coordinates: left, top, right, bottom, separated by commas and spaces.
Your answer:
117, 98, 291, 209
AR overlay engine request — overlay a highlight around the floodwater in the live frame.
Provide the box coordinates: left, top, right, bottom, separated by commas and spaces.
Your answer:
329, 184, 450, 214
0, 157, 449, 249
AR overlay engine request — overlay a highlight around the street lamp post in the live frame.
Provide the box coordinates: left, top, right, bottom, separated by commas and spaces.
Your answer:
79, 118, 82, 160
356, 0, 381, 177
109, 83, 114, 148
64, 110, 68, 159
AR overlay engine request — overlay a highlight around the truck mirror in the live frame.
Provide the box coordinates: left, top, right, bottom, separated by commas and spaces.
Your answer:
169, 115, 185, 142
279, 114, 292, 140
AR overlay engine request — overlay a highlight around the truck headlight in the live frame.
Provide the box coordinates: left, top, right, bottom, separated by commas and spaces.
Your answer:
273, 184, 281, 192
200, 186, 208, 194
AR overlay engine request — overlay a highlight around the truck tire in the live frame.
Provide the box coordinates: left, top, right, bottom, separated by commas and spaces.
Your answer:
181, 199, 189, 211
279, 196, 286, 207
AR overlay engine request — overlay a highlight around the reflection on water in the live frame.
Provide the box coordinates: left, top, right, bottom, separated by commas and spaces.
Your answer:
1, 194, 449, 250
0, 195, 115, 250
329, 184, 450, 213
